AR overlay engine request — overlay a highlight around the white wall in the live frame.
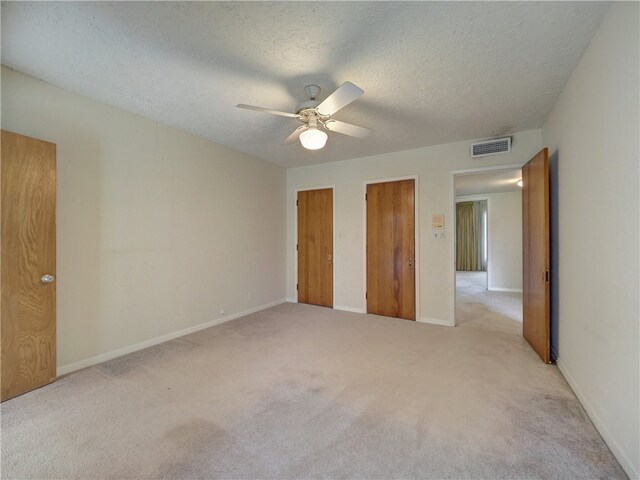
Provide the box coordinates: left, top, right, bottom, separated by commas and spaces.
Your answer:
488, 192, 522, 292
1, 66, 287, 372
456, 191, 523, 292
286, 129, 541, 324
542, 3, 639, 477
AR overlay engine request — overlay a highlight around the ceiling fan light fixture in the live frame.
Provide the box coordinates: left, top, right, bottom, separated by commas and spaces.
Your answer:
237, 81, 372, 151
299, 127, 328, 150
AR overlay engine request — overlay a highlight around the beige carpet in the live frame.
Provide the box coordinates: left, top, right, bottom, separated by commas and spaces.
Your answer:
1, 303, 625, 479
456, 271, 523, 335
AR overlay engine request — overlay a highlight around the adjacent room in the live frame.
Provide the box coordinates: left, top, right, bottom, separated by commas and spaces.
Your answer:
454, 168, 524, 335
1, 2, 638, 479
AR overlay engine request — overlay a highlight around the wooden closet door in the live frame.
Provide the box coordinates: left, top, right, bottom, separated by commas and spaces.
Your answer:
367, 179, 415, 320
1, 130, 57, 401
297, 188, 333, 307
522, 148, 551, 363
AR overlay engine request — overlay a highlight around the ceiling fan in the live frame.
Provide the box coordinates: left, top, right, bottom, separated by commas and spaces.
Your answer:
237, 82, 373, 150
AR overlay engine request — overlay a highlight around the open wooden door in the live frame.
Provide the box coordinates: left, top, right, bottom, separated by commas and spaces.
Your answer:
297, 188, 333, 307
366, 179, 415, 320
1, 130, 57, 401
522, 148, 551, 363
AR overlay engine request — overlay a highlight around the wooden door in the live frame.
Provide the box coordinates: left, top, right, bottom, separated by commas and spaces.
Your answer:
367, 179, 415, 320
1, 130, 57, 401
522, 148, 551, 363
297, 188, 333, 307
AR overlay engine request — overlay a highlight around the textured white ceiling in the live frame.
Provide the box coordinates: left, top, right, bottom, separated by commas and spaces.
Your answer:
1, 2, 609, 167
455, 169, 522, 197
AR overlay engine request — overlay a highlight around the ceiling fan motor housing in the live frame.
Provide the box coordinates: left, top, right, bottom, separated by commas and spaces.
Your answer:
295, 100, 320, 113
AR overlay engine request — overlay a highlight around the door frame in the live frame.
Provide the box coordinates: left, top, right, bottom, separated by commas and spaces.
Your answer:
449, 163, 523, 326
362, 175, 419, 319
294, 185, 336, 306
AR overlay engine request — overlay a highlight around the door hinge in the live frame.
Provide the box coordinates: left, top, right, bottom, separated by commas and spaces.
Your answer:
296, 283, 299, 291
296, 243, 298, 251
296, 199, 298, 206
365, 193, 367, 201
365, 292, 368, 299
545, 269, 550, 284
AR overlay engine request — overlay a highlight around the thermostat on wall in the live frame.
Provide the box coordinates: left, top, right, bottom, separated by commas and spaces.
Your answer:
432, 214, 445, 230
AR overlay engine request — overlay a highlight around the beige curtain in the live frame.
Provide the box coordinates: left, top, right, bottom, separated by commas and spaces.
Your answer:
456, 201, 487, 271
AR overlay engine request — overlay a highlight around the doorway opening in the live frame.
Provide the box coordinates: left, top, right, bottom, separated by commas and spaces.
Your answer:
453, 168, 523, 334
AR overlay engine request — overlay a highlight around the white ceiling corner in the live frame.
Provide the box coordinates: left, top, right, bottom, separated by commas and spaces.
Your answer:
1, 1, 610, 167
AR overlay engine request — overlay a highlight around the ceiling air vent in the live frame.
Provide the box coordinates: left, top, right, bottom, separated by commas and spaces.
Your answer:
470, 137, 511, 158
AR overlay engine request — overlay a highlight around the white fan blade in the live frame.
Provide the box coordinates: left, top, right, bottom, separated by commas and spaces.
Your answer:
324, 120, 372, 139
237, 104, 298, 118
283, 125, 308, 144
316, 82, 364, 116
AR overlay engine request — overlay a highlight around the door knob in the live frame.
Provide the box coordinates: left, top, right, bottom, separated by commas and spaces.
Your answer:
41, 274, 55, 284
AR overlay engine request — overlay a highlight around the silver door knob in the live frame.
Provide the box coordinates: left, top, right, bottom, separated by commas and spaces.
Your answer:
41, 274, 55, 284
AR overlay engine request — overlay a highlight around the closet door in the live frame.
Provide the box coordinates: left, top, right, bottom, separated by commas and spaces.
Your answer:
297, 188, 333, 307
366, 179, 415, 320
1, 130, 57, 401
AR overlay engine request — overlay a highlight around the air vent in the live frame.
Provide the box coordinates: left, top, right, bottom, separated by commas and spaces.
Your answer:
470, 137, 511, 158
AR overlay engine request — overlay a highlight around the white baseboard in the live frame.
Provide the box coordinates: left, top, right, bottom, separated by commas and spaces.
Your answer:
418, 317, 454, 327
56, 298, 287, 376
557, 359, 638, 479
286, 297, 297, 303
488, 287, 523, 293
334, 305, 366, 314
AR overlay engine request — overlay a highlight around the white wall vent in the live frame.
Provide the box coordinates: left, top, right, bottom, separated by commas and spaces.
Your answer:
470, 137, 511, 158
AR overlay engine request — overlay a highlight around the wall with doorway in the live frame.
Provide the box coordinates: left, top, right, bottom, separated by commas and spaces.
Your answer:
286, 129, 541, 324
456, 191, 522, 293
1, 67, 287, 373
542, 3, 639, 477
